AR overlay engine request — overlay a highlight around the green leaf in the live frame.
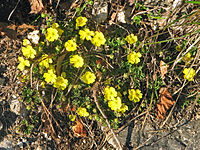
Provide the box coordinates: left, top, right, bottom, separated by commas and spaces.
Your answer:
186, 1, 200, 4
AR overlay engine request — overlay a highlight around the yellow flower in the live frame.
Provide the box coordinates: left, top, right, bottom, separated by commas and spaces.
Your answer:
53, 76, 68, 90
39, 54, 53, 68
65, 40, 77, 51
79, 28, 94, 41
70, 55, 84, 68
69, 114, 76, 121
127, 51, 142, 64
45, 27, 59, 42
23, 39, 30, 46
176, 45, 181, 51
22, 45, 36, 59
183, 68, 196, 81
117, 103, 128, 113
108, 97, 122, 111
17, 57, 30, 71
76, 16, 88, 27
91, 31, 106, 47
81, 71, 96, 84
103, 86, 117, 101
128, 89, 142, 102
76, 107, 89, 117
43, 69, 57, 84
182, 52, 193, 64
125, 34, 138, 44
41, 81, 46, 88
52, 23, 64, 36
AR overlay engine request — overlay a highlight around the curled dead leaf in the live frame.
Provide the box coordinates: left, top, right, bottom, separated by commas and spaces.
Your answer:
156, 87, 175, 119
72, 120, 87, 138
29, 0, 44, 14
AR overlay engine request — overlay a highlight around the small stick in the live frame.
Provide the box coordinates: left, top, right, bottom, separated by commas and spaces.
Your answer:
91, 82, 123, 150
8, 0, 21, 21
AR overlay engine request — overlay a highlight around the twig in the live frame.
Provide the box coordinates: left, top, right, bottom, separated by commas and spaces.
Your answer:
91, 82, 123, 150
8, 0, 21, 21
36, 86, 63, 132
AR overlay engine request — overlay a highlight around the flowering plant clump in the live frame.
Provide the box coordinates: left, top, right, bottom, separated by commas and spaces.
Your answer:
70, 55, 84, 68
127, 51, 142, 64
128, 89, 142, 102
183, 68, 196, 81
125, 33, 138, 44
81, 71, 96, 84
17, 15, 147, 129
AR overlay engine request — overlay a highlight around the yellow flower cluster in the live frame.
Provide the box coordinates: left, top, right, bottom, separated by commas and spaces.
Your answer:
52, 23, 64, 36
128, 89, 142, 102
45, 27, 59, 42
22, 45, 36, 59
76, 16, 88, 27
43, 69, 68, 90
125, 34, 138, 44
103, 86, 128, 112
127, 51, 142, 64
39, 54, 53, 68
76, 16, 106, 47
65, 40, 77, 51
81, 71, 96, 84
91, 31, 106, 47
76, 107, 89, 117
17, 57, 30, 71
183, 68, 196, 81
70, 55, 84, 68
79, 28, 94, 41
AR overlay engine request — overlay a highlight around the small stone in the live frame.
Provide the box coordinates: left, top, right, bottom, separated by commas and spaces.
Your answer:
0, 121, 3, 130
10, 100, 21, 115
92, 0, 108, 23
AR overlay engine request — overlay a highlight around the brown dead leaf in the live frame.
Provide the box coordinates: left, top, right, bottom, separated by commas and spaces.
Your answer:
109, 12, 117, 25
17, 24, 35, 35
29, 0, 44, 14
160, 60, 169, 80
72, 120, 87, 138
156, 87, 175, 119
0, 23, 17, 39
